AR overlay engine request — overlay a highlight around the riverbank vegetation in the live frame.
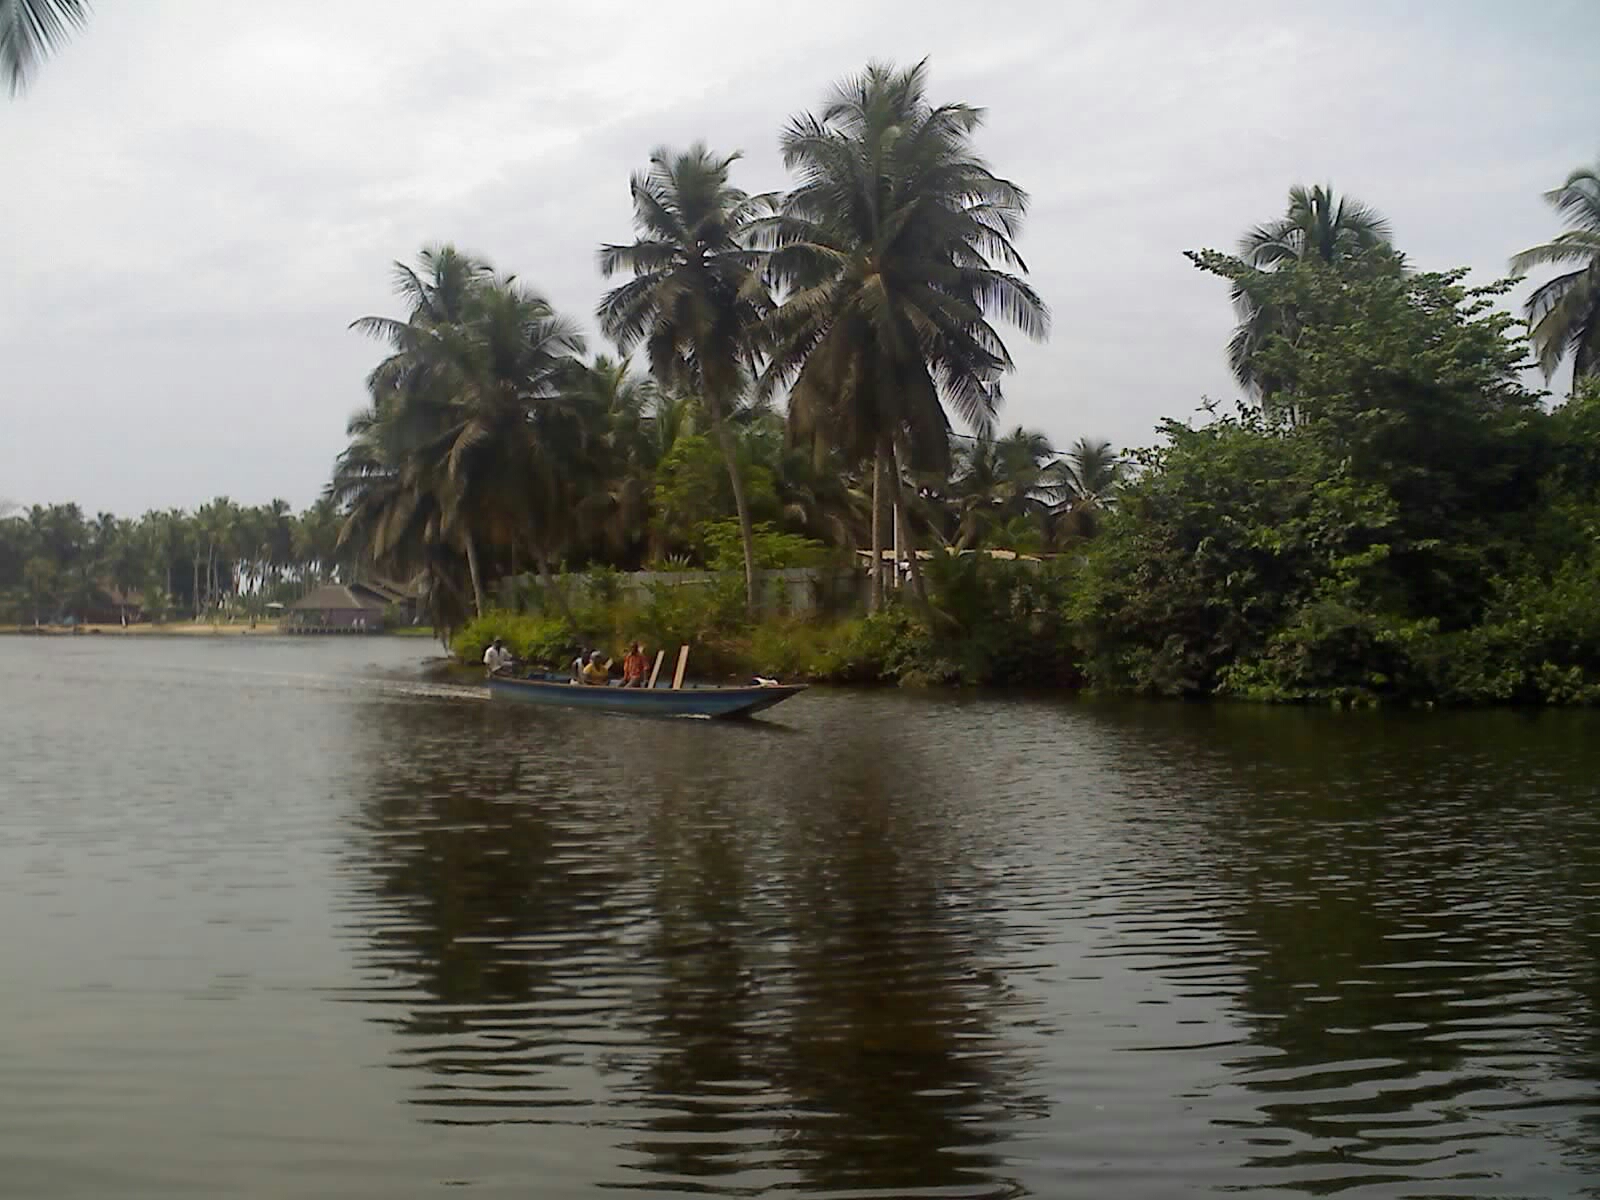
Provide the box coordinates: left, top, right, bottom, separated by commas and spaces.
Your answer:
8, 56, 1599, 703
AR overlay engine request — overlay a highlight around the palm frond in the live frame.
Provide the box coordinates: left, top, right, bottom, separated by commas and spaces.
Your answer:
2, 0, 88, 95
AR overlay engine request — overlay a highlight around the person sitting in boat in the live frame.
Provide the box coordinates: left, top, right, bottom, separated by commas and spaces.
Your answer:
621, 641, 648, 688
579, 649, 612, 686
483, 638, 513, 676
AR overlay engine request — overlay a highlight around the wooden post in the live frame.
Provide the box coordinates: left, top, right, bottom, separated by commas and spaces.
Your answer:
646, 649, 665, 690
671, 644, 690, 690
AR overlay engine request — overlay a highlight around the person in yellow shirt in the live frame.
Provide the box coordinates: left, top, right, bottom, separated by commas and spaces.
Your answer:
579, 650, 612, 686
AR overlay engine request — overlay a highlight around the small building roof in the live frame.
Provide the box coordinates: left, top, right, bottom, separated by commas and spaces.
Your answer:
290, 584, 386, 612
353, 581, 404, 604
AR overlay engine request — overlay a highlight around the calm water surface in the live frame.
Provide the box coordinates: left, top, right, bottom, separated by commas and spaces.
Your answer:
2, 636, 1598, 1198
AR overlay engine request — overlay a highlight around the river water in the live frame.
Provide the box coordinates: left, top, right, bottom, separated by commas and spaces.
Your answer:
2, 636, 1597, 1198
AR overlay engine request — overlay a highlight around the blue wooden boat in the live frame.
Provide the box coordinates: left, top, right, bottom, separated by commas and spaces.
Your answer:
487, 673, 806, 719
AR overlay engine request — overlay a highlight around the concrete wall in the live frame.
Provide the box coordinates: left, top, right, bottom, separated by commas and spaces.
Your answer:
499, 567, 863, 616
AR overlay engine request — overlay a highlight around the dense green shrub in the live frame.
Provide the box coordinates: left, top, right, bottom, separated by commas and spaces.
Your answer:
1071, 256, 1584, 705
453, 612, 574, 668
921, 554, 1079, 686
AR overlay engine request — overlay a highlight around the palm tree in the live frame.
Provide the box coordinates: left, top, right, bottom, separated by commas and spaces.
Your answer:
331, 398, 475, 631
1, 0, 88, 95
1510, 161, 1600, 384
347, 249, 589, 617
598, 143, 772, 613
772, 441, 869, 553
1227, 184, 1395, 397
1045, 437, 1123, 543
434, 275, 590, 602
349, 245, 495, 612
262, 498, 295, 588
757, 60, 1049, 610
141, 508, 185, 604
193, 497, 242, 616
295, 498, 344, 588
570, 355, 664, 567
947, 427, 1055, 551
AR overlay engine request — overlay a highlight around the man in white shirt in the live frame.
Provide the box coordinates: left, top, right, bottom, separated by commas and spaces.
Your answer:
483, 638, 512, 676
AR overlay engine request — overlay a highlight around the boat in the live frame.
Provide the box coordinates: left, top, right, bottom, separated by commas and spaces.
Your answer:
487, 673, 807, 719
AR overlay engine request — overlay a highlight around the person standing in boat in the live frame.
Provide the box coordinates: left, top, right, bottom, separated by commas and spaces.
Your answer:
621, 641, 648, 688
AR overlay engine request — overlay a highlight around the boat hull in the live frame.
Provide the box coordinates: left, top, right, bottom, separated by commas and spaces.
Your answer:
487, 674, 806, 719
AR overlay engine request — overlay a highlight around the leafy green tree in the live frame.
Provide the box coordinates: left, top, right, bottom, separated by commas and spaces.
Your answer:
1510, 160, 1600, 383
1080, 255, 1543, 702
758, 60, 1048, 608
598, 144, 771, 612
649, 432, 778, 563
1223, 184, 1395, 398
21, 555, 56, 624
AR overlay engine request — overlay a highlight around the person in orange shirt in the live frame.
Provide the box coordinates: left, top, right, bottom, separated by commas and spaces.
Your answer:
621, 641, 649, 688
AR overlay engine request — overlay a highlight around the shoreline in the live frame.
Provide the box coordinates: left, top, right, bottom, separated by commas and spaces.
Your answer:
1, 621, 442, 641
9, 622, 293, 638
3, 622, 282, 637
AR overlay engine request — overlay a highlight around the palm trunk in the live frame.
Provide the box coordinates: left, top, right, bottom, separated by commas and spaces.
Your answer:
890, 439, 930, 610
464, 536, 485, 618
868, 441, 886, 612
192, 556, 201, 618
711, 416, 758, 617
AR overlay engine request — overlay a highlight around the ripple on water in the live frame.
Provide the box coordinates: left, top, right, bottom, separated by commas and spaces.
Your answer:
3, 644, 1600, 1196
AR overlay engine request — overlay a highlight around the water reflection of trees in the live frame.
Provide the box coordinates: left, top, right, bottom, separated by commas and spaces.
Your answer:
341, 700, 640, 1123
341, 697, 1048, 1193
1078, 702, 1600, 1191
768, 731, 1041, 1197
610, 721, 1046, 1195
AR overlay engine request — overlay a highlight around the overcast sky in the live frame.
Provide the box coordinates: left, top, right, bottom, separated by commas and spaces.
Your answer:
2, 0, 1596, 515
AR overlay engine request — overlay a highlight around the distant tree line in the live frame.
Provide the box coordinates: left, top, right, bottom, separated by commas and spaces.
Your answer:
0, 499, 346, 625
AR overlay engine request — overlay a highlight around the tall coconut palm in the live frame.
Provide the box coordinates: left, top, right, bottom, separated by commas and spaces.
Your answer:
1510, 162, 1600, 384
1228, 184, 1394, 396
1, 0, 87, 95
262, 498, 295, 587
331, 397, 476, 631
434, 276, 590, 597
348, 249, 590, 616
947, 427, 1055, 551
571, 355, 663, 566
350, 246, 494, 611
295, 498, 344, 587
757, 60, 1048, 609
1045, 437, 1123, 543
597, 143, 772, 613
